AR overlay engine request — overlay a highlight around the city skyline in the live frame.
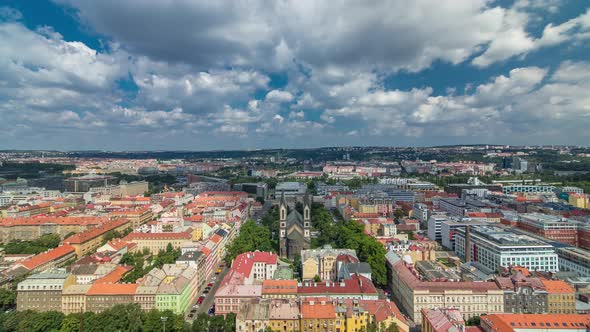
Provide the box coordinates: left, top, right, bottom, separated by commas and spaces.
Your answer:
1, 1, 589, 150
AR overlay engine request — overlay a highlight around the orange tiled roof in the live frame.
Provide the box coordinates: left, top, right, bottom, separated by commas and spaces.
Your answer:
0, 216, 107, 227
86, 283, 138, 296
64, 219, 130, 244
20, 245, 75, 270
510, 266, 531, 277
541, 280, 575, 294
95, 265, 132, 284
301, 302, 336, 319
210, 234, 223, 243
481, 314, 590, 331
262, 280, 298, 294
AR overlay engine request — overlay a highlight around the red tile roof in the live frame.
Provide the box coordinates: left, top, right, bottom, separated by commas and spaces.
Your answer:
262, 280, 298, 294
210, 234, 223, 243
481, 314, 590, 331
298, 275, 377, 296
19, 245, 75, 270
0, 216, 107, 227
301, 302, 336, 319
231, 251, 278, 277
541, 280, 575, 294
64, 219, 130, 244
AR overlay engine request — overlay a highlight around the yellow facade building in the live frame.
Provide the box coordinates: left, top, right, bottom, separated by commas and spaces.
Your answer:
63, 219, 132, 257
542, 279, 577, 314
569, 193, 589, 209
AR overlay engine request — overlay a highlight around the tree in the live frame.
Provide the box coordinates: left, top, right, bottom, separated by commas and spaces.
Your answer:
225, 220, 274, 263
310, 204, 388, 287
18, 311, 64, 332
4, 234, 61, 254
466, 316, 481, 326
0, 289, 16, 310
192, 313, 210, 332
394, 208, 404, 220
313, 275, 322, 282
59, 314, 81, 332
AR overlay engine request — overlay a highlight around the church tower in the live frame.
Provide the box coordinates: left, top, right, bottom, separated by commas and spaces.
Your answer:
279, 192, 288, 257
303, 191, 311, 239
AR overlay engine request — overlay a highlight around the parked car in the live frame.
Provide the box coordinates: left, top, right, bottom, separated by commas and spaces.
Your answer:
197, 296, 205, 305
207, 283, 214, 287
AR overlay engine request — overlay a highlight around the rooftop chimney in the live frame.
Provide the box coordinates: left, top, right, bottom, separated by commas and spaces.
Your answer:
465, 225, 471, 263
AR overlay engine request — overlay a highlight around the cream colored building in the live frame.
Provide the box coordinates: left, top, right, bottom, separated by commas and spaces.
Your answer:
62, 284, 91, 314
387, 252, 503, 323
122, 231, 192, 254
301, 245, 358, 281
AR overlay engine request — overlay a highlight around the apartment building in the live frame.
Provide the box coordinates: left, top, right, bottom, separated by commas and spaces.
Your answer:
386, 251, 503, 323
421, 308, 467, 332
61, 284, 91, 314
151, 264, 199, 314
13, 244, 76, 273
542, 279, 576, 314
63, 219, 132, 257
17, 269, 71, 311
109, 207, 153, 228
85, 283, 138, 312
480, 314, 590, 332
556, 247, 590, 276
301, 246, 358, 281
122, 230, 193, 254
0, 216, 107, 242
518, 213, 582, 247
454, 225, 559, 272
495, 273, 547, 314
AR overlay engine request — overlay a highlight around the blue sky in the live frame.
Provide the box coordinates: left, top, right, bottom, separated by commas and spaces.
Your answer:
0, 0, 589, 150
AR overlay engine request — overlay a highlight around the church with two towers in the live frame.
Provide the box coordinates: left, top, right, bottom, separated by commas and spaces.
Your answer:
278, 192, 311, 260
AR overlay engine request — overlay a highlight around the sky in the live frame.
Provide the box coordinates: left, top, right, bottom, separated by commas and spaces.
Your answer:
0, 0, 589, 151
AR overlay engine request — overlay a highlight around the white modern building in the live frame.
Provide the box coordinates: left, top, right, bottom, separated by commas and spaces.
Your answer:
427, 214, 449, 242
455, 225, 558, 272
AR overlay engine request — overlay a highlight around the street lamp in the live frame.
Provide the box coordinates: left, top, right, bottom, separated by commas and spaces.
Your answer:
161, 316, 168, 332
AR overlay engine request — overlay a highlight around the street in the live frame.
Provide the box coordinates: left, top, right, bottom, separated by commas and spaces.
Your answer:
186, 264, 230, 320
253, 200, 272, 223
